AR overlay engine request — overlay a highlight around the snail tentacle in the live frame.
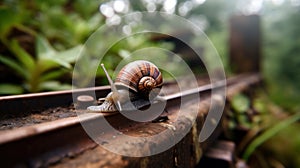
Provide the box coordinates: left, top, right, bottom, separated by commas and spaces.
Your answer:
88, 60, 163, 113
101, 63, 122, 111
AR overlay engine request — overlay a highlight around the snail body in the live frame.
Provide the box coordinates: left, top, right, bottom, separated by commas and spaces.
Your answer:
87, 60, 164, 113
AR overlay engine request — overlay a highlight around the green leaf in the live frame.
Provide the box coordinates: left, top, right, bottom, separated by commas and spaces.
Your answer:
253, 98, 267, 114
231, 94, 250, 113
40, 69, 67, 82
87, 13, 103, 30
0, 84, 24, 95
118, 49, 131, 59
243, 112, 300, 160
36, 35, 56, 59
40, 81, 72, 91
42, 45, 83, 69
37, 58, 61, 73
36, 34, 82, 69
40, 57, 72, 69
0, 7, 22, 38
10, 40, 35, 72
237, 115, 252, 129
54, 45, 83, 63
0, 54, 29, 79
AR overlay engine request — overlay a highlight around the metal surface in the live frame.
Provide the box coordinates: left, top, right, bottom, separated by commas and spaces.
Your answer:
0, 73, 261, 167
0, 86, 111, 119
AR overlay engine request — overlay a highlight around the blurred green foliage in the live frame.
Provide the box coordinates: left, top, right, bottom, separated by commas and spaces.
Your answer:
0, 0, 299, 166
225, 91, 300, 167
263, 2, 300, 111
0, 0, 104, 94
0, 35, 81, 93
0, 0, 298, 106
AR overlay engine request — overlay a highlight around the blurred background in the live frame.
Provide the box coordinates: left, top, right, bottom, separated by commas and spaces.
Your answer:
0, 0, 299, 167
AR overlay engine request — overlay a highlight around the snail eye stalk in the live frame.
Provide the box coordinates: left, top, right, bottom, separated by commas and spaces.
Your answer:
101, 63, 122, 111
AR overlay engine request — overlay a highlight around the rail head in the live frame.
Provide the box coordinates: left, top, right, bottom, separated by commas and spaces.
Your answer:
0, 73, 261, 144
0, 73, 261, 167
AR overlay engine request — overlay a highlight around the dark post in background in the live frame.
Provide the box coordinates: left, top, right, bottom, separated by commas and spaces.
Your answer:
229, 14, 261, 73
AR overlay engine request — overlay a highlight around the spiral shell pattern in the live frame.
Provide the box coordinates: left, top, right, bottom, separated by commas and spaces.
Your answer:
115, 60, 162, 97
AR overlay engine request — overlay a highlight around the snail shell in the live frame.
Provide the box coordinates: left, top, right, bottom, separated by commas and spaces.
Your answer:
115, 60, 163, 99
87, 60, 164, 113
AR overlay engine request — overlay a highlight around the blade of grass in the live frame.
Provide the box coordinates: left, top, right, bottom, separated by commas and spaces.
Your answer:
243, 112, 300, 160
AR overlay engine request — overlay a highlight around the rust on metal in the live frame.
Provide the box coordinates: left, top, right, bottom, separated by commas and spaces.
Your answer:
0, 73, 261, 167
0, 86, 111, 120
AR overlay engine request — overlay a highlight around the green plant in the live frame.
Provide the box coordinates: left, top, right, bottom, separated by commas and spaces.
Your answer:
0, 1, 104, 94
226, 91, 300, 166
0, 35, 82, 94
34, 3, 103, 48
242, 112, 300, 160
227, 93, 253, 130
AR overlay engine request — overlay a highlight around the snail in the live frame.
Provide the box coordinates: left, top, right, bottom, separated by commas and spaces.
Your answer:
87, 60, 165, 113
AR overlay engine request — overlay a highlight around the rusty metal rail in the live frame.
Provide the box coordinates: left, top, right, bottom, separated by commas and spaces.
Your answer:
0, 73, 261, 167
0, 85, 111, 120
